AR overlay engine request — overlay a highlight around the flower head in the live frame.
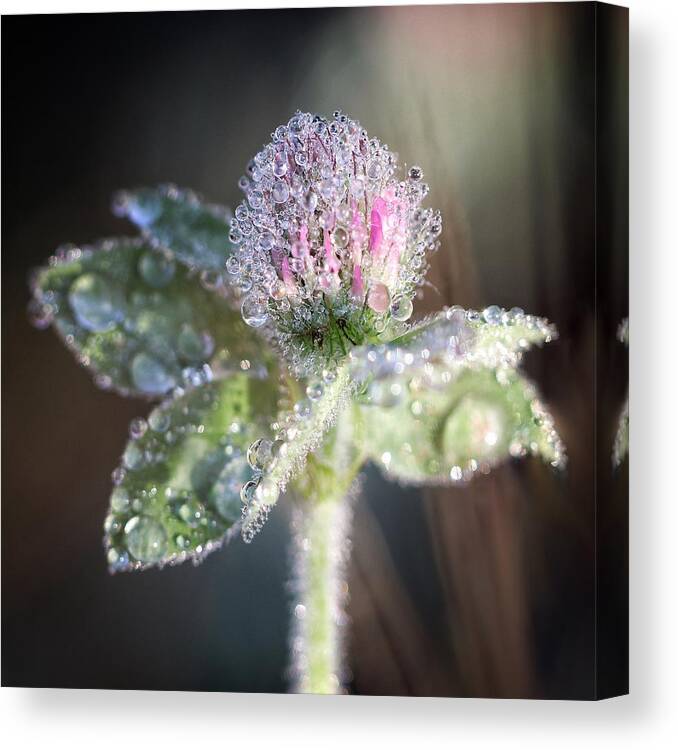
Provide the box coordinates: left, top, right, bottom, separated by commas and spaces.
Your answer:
227, 111, 442, 375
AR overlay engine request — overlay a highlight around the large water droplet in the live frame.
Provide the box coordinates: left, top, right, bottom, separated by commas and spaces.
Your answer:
241, 296, 268, 328
138, 251, 175, 288
390, 296, 413, 322
68, 273, 125, 332
255, 478, 279, 506
210, 455, 250, 523
124, 515, 167, 563
247, 438, 274, 472
130, 352, 176, 395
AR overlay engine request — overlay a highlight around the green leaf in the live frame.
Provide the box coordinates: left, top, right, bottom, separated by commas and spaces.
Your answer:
350, 305, 557, 386
357, 367, 566, 485
113, 185, 234, 272
30, 237, 271, 398
104, 374, 279, 572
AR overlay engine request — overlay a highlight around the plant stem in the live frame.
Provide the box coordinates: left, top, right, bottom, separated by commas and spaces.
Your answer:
289, 491, 353, 694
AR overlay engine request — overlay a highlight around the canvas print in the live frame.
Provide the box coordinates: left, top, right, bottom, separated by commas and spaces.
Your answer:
2, 2, 629, 699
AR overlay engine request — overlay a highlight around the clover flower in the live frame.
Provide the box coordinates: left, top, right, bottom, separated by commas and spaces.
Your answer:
227, 111, 441, 376
29, 109, 565, 695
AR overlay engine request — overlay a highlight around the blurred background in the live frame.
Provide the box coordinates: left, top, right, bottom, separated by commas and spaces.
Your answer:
2, 3, 628, 698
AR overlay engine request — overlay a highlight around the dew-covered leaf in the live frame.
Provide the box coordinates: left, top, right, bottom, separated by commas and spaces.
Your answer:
113, 185, 234, 272
30, 238, 270, 398
349, 305, 557, 387
104, 374, 279, 572
357, 367, 566, 486
239, 363, 356, 542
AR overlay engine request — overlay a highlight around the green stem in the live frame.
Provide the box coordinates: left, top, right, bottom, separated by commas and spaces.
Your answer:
289, 492, 353, 694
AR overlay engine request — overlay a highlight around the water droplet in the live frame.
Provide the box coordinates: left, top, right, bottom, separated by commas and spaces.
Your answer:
390, 296, 413, 322
241, 296, 268, 328
124, 516, 168, 563
111, 487, 130, 513
129, 417, 148, 440
104, 514, 122, 535
483, 305, 503, 325
107, 547, 129, 571
240, 478, 260, 505
367, 283, 390, 314
27, 299, 55, 329
210, 456, 250, 523
138, 251, 175, 288
306, 382, 324, 401
332, 227, 349, 249
130, 352, 176, 395
247, 438, 275, 472
122, 442, 144, 470
272, 181, 290, 203
68, 273, 125, 332
177, 498, 206, 528
255, 478, 279, 506
148, 409, 171, 433
226, 256, 240, 275
294, 400, 312, 419
450, 466, 463, 482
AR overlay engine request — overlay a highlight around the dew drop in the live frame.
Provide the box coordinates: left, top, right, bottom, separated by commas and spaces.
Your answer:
107, 547, 129, 571
367, 283, 390, 314
272, 181, 290, 204
138, 251, 175, 288
148, 409, 171, 433
27, 299, 55, 329
177, 498, 206, 528
124, 515, 168, 563
294, 400, 312, 419
482, 305, 503, 325
247, 438, 275, 472
122, 442, 144, 470
240, 478, 260, 505
174, 533, 191, 550
129, 417, 148, 440
130, 352, 176, 395
68, 273, 125, 332
111, 487, 131, 513
390, 296, 413, 322
306, 382, 324, 401
210, 455, 250, 523
241, 296, 268, 328
255, 478, 280, 506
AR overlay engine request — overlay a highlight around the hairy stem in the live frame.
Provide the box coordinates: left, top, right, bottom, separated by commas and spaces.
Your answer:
289, 492, 354, 694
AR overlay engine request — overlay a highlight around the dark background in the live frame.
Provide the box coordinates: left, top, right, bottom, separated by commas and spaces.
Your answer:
2, 3, 628, 698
